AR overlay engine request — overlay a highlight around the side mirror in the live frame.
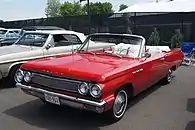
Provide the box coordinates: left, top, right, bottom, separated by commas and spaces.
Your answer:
142, 52, 151, 59
45, 44, 51, 50
145, 52, 151, 58
71, 46, 79, 54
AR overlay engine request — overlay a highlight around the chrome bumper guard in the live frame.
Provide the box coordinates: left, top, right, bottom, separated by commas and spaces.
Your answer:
16, 83, 106, 113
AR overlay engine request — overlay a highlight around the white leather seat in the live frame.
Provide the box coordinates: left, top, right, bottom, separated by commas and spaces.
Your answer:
111, 43, 140, 58
146, 46, 171, 55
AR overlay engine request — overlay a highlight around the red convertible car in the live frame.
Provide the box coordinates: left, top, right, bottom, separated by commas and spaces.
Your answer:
15, 33, 183, 122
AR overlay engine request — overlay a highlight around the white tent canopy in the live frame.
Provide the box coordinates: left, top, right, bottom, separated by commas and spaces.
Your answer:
117, 0, 195, 13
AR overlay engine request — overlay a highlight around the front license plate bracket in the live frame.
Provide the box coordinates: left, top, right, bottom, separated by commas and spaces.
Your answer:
44, 93, 60, 105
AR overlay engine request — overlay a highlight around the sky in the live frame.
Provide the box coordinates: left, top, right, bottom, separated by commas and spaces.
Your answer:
0, 0, 160, 21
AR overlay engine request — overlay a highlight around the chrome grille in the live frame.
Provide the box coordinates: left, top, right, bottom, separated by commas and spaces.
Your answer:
31, 73, 81, 93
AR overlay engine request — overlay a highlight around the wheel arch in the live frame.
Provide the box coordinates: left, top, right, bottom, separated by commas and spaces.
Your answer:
8, 61, 25, 75
171, 65, 177, 71
115, 83, 134, 99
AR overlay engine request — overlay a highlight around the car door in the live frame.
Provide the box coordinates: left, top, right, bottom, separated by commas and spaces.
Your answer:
132, 45, 157, 94
137, 57, 159, 93
43, 34, 82, 57
144, 51, 168, 85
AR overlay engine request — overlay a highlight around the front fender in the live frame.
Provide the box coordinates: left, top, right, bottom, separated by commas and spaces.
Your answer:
8, 61, 26, 72
0, 61, 27, 78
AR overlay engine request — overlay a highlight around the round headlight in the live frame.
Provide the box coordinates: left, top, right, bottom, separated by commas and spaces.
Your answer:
14, 70, 24, 83
78, 82, 89, 95
90, 84, 102, 98
24, 72, 32, 83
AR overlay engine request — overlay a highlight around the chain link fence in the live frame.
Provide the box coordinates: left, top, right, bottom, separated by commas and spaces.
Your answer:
1, 12, 195, 48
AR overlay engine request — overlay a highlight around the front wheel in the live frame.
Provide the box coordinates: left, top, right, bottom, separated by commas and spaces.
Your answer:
105, 89, 128, 122
9, 65, 20, 87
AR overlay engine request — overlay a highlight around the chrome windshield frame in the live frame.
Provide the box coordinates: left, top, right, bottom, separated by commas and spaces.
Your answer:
77, 33, 146, 58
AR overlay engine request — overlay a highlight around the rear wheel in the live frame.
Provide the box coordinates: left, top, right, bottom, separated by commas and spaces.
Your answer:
0, 79, 2, 88
105, 89, 128, 122
162, 69, 173, 84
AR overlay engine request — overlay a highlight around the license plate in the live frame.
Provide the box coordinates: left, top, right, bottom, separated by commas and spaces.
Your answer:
44, 94, 60, 105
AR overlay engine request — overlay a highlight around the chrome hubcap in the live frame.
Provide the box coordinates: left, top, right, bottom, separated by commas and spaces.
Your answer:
113, 90, 128, 118
167, 69, 172, 82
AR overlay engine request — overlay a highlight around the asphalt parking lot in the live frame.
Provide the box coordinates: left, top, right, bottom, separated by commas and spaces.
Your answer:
0, 66, 195, 130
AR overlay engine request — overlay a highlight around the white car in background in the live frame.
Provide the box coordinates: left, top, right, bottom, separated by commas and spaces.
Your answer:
0, 30, 87, 87
0, 26, 65, 47
0, 28, 21, 39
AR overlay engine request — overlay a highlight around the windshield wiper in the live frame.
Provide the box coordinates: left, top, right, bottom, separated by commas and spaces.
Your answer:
95, 51, 122, 58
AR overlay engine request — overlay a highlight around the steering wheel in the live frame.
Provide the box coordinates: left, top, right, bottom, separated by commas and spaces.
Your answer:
118, 47, 136, 57
103, 47, 136, 58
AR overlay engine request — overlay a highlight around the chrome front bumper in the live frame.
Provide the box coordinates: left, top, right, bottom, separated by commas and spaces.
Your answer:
16, 83, 106, 113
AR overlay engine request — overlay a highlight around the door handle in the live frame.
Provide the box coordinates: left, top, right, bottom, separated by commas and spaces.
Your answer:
132, 68, 143, 75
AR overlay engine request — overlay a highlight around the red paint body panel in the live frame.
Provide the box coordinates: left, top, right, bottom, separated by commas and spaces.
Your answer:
22, 53, 140, 83
21, 49, 184, 111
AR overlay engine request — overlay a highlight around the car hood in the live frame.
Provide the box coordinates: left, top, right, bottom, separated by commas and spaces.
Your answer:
22, 53, 140, 82
0, 45, 41, 63
0, 45, 37, 56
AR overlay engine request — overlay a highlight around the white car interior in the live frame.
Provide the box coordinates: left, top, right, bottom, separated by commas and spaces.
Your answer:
104, 43, 171, 58
110, 43, 140, 58
146, 46, 171, 56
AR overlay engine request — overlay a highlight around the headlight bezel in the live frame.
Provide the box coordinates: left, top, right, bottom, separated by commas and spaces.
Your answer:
24, 71, 33, 83
14, 69, 24, 83
78, 82, 89, 95
90, 84, 102, 98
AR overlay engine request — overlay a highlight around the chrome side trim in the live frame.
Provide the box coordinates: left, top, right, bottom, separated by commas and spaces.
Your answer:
16, 83, 106, 107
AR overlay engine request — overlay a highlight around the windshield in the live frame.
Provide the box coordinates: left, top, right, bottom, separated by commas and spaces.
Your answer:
78, 34, 143, 58
13, 30, 21, 37
0, 30, 7, 35
15, 33, 49, 47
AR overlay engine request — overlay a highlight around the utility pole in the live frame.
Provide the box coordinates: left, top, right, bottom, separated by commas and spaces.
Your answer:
87, 0, 91, 34
80, 0, 91, 34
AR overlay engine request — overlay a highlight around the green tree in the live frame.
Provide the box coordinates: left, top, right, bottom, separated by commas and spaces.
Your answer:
171, 29, 183, 48
60, 1, 84, 16
119, 4, 128, 11
83, 2, 114, 15
148, 28, 160, 46
45, 0, 61, 17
